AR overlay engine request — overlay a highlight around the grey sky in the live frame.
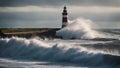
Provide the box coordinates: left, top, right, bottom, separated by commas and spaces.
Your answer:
0, 0, 120, 28
0, 0, 120, 7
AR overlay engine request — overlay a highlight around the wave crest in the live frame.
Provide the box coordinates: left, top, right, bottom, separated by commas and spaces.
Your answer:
0, 37, 120, 66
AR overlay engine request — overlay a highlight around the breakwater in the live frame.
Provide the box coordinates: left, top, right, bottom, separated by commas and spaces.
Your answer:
0, 28, 60, 39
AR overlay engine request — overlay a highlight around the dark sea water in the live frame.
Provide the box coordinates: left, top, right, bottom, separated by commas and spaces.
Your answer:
0, 29, 120, 68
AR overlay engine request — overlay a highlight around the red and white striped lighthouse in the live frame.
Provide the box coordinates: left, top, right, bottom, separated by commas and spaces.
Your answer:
62, 6, 68, 28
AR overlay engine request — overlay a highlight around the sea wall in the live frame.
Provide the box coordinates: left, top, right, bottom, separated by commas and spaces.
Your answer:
0, 28, 60, 39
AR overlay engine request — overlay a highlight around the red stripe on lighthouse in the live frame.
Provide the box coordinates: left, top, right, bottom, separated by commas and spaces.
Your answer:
63, 17, 68, 22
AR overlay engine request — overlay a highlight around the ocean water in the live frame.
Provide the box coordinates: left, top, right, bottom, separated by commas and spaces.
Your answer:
0, 29, 120, 68
0, 18, 120, 68
0, 30, 120, 68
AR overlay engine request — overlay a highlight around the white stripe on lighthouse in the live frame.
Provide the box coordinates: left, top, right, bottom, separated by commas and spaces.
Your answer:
62, 22, 68, 25
63, 15, 67, 17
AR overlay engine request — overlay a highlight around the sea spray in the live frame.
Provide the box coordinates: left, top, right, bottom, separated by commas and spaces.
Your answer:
56, 18, 99, 39
56, 18, 111, 39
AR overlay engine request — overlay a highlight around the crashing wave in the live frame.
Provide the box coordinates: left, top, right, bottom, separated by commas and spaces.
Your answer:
56, 18, 118, 40
0, 37, 120, 66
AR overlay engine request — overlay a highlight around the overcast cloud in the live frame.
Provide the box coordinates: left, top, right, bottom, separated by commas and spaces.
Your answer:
0, 0, 120, 28
0, 0, 120, 7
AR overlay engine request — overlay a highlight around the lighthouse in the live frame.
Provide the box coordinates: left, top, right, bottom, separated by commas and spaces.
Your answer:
62, 6, 68, 28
